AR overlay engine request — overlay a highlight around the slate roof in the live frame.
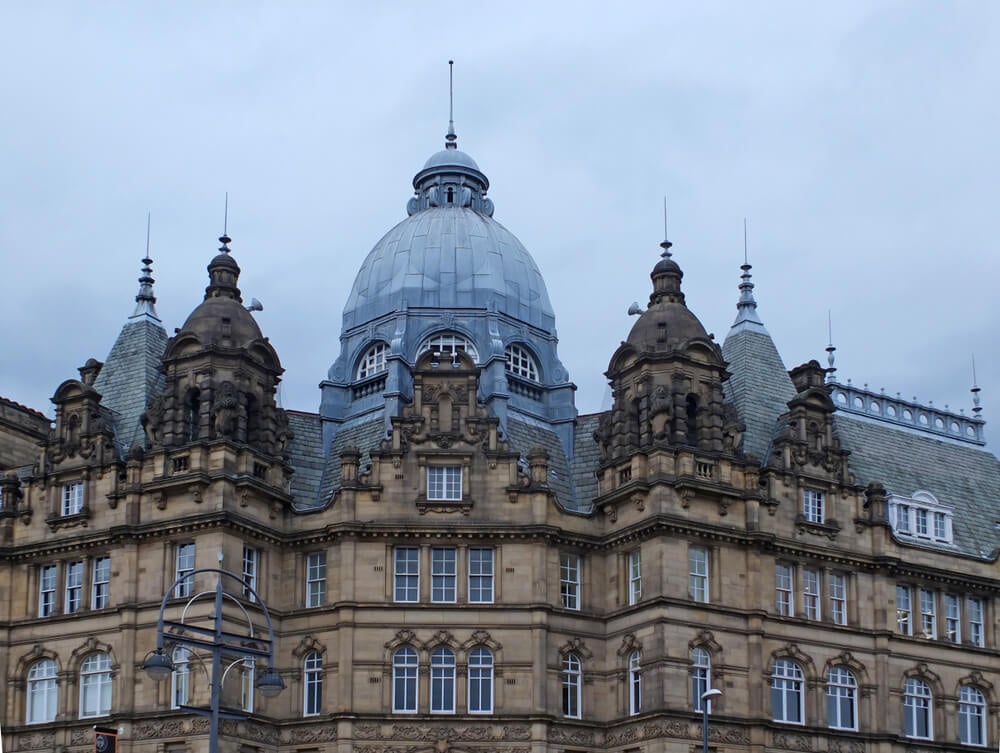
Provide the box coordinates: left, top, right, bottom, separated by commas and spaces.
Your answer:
722, 327, 797, 464
835, 413, 1000, 559
285, 410, 325, 509
311, 417, 386, 509
505, 416, 579, 511
92, 318, 168, 455
571, 413, 603, 512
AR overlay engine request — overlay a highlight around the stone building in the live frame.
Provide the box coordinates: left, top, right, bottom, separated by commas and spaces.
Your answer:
2, 121, 999, 753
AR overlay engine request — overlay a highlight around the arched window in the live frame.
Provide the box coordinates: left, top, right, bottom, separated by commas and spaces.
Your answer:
771, 659, 804, 724
187, 389, 201, 441
468, 646, 494, 714
357, 342, 388, 379
959, 685, 986, 746
79, 652, 112, 718
393, 646, 418, 713
505, 343, 539, 382
27, 658, 58, 724
692, 647, 712, 712
562, 653, 582, 719
430, 646, 456, 714
303, 651, 322, 717
826, 666, 857, 730
419, 333, 479, 362
171, 646, 190, 709
904, 677, 933, 739
628, 651, 641, 716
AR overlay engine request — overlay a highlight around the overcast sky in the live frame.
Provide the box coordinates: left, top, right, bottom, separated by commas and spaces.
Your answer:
2, 2, 997, 448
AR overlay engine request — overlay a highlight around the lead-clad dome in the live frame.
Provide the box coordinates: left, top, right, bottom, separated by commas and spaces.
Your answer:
341, 140, 554, 332
343, 207, 555, 331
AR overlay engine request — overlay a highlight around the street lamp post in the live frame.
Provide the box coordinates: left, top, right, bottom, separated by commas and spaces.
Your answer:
142, 567, 284, 753
700, 687, 723, 753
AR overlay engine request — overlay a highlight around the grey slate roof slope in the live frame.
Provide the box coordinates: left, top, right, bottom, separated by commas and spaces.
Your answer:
571, 413, 603, 512
505, 416, 579, 511
92, 318, 168, 455
285, 411, 324, 509
835, 414, 1000, 560
310, 418, 386, 509
722, 327, 797, 463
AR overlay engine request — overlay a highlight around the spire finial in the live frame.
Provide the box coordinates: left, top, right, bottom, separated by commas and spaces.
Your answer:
445, 60, 457, 150
219, 192, 232, 252
825, 310, 837, 382
659, 196, 672, 258
731, 218, 765, 330
971, 354, 983, 417
131, 212, 161, 322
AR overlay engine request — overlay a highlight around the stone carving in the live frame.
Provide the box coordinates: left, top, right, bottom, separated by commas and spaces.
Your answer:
15, 732, 55, 751
828, 740, 865, 753
213, 381, 240, 438
774, 732, 813, 751
288, 725, 338, 743
354, 724, 530, 742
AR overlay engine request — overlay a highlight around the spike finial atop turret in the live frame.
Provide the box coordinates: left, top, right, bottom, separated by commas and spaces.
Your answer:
445, 60, 458, 150
130, 213, 161, 322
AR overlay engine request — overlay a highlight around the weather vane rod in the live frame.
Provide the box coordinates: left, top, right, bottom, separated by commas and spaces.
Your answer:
145, 212, 151, 258
743, 218, 749, 265
224, 192, 229, 235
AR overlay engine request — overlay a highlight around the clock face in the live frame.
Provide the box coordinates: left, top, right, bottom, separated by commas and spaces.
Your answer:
95, 732, 115, 753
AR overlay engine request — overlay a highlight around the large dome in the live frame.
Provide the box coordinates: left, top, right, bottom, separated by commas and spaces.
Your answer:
342, 206, 555, 333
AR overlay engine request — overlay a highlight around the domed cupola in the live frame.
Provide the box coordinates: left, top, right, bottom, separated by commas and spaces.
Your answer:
625, 242, 713, 355
321, 107, 577, 459
599, 238, 740, 461
143, 234, 291, 467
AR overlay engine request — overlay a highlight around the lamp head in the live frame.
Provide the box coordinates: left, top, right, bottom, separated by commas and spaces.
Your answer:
701, 687, 723, 701
142, 649, 173, 681
256, 666, 285, 698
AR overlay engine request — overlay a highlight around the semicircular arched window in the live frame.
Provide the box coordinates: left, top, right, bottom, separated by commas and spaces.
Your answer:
27, 658, 58, 724
419, 333, 479, 363
357, 342, 388, 380
505, 343, 539, 382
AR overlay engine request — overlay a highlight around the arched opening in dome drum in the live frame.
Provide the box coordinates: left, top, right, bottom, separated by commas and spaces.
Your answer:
246, 393, 260, 444
447, 187, 454, 204
685, 394, 699, 446
186, 389, 201, 442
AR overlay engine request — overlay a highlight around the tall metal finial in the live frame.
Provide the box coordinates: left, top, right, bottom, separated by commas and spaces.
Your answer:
743, 217, 749, 265
659, 196, 672, 258
219, 193, 232, 252
825, 310, 837, 382
131, 212, 160, 321
971, 354, 983, 417
445, 60, 457, 150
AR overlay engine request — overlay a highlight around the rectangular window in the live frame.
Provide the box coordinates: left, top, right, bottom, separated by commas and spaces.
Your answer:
241, 658, 255, 712
62, 481, 84, 516
933, 512, 948, 540
896, 504, 911, 533
394, 547, 419, 603
803, 569, 821, 620
306, 552, 326, 608
689, 546, 709, 603
920, 589, 936, 638
829, 572, 847, 626
560, 553, 581, 610
64, 560, 83, 614
803, 489, 824, 524
431, 547, 457, 603
968, 597, 985, 647
628, 550, 642, 605
468, 548, 494, 603
242, 546, 259, 602
39, 564, 57, 617
427, 466, 462, 501
897, 585, 912, 635
915, 508, 929, 537
776, 563, 794, 616
945, 593, 961, 643
175, 543, 195, 598
92, 556, 110, 610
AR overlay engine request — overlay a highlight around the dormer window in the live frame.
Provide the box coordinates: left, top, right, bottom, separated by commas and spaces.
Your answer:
889, 491, 953, 544
505, 344, 539, 382
357, 342, 388, 379
418, 333, 478, 363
